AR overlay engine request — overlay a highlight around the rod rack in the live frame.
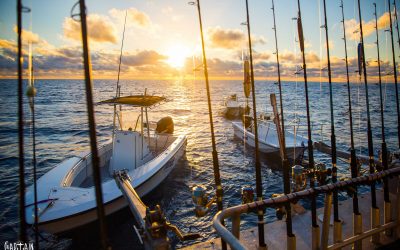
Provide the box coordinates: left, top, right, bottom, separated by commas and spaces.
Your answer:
213, 165, 400, 250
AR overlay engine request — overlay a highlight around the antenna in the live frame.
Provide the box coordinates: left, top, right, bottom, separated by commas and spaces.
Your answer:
112, 10, 128, 138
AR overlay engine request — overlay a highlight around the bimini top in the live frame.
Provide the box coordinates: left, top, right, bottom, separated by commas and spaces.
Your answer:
100, 95, 166, 107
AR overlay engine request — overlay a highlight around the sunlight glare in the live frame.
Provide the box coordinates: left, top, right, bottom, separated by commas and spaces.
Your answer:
165, 45, 190, 69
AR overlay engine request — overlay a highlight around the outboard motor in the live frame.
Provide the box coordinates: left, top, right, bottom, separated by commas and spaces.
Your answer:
156, 116, 174, 134
192, 185, 208, 217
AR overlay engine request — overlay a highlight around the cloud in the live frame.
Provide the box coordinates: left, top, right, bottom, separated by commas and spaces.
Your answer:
207, 26, 266, 50
63, 14, 117, 44
344, 12, 391, 41
123, 50, 167, 66
13, 27, 40, 44
110, 8, 152, 28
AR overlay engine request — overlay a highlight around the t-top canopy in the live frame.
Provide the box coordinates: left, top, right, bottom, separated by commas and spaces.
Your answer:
100, 95, 166, 107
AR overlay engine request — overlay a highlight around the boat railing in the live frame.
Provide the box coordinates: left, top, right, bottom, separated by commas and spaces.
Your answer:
283, 122, 330, 142
212, 165, 400, 250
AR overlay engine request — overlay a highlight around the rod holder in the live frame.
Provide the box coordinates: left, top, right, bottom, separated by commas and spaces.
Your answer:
371, 207, 380, 244
353, 213, 363, 250
312, 225, 320, 250
384, 201, 392, 236
287, 234, 296, 250
321, 193, 332, 249
397, 179, 400, 239
333, 220, 342, 245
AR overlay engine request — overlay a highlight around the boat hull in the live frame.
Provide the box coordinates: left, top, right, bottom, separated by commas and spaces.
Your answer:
232, 121, 306, 161
27, 137, 187, 234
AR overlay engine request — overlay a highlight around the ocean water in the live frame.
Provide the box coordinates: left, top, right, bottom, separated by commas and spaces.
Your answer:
0, 78, 399, 249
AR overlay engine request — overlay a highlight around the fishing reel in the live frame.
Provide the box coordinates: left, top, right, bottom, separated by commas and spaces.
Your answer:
191, 185, 216, 217
241, 186, 255, 204
271, 193, 287, 220
390, 150, 400, 165
292, 165, 307, 192
313, 162, 331, 185
141, 205, 200, 248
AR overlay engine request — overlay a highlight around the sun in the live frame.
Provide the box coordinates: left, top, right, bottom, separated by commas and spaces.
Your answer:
165, 45, 190, 69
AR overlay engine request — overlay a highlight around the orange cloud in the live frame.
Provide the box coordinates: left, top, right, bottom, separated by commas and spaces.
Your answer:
13, 26, 40, 44
207, 26, 266, 49
345, 12, 391, 41
63, 14, 117, 44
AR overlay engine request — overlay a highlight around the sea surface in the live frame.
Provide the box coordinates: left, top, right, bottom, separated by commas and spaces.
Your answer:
0, 78, 399, 249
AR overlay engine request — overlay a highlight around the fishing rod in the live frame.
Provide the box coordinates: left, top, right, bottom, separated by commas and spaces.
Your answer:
27, 42, 39, 249
393, 0, 400, 49
245, 0, 266, 247
296, 1, 318, 248
388, 0, 400, 149
321, 0, 340, 244
271, 0, 295, 246
112, 10, 128, 138
191, 1, 226, 249
76, 1, 109, 248
339, 0, 359, 244
357, 0, 378, 248
17, 0, 27, 242
374, 2, 390, 239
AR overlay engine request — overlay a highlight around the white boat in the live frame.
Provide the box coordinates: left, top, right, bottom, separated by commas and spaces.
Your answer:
232, 116, 307, 161
24, 95, 187, 234
223, 94, 248, 119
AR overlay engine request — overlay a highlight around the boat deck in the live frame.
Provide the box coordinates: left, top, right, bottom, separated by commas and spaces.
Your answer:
184, 187, 399, 250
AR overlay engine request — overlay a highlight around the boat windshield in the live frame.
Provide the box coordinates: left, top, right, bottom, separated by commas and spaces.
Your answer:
117, 111, 141, 131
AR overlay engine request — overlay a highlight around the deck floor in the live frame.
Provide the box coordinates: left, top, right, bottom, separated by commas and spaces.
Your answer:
184, 185, 399, 250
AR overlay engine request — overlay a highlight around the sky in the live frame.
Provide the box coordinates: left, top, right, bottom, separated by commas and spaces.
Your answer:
0, 0, 399, 82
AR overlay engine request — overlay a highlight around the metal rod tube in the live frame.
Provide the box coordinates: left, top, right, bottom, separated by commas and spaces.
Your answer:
78, 1, 109, 248
195, 1, 226, 249
245, 0, 266, 247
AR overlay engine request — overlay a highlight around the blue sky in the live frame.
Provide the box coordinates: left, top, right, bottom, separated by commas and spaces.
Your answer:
0, 0, 398, 81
